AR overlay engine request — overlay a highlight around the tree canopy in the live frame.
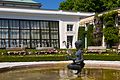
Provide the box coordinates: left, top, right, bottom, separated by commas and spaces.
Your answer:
59, 0, 120, 12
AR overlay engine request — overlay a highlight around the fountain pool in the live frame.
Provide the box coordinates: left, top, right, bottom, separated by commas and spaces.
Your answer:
0, 66, 120, 80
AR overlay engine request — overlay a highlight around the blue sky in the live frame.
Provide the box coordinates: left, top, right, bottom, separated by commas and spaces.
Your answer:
34, 0, 65, 10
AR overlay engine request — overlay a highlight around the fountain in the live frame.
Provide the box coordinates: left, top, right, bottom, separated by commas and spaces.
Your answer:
0, 66, 120, 80
64, 40, 85, 75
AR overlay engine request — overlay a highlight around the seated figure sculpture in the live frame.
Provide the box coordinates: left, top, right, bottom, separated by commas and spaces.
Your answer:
67, 40, 85, 74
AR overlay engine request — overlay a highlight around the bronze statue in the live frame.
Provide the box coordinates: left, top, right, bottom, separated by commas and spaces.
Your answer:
67, 40, 85, 75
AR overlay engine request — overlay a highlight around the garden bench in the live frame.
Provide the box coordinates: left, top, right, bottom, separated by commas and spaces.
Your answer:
6, 47, 26, 55
87, 46, 106, 53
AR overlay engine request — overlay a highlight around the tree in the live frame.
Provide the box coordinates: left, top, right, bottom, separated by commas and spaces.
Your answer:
59, 0, 120, 13
59, 0, 74, 11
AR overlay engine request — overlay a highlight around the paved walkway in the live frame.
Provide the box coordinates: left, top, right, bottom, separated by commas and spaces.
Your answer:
0, 60, 120, 69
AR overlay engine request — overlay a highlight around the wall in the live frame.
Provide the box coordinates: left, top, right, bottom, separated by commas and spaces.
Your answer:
0, 10, 87, 49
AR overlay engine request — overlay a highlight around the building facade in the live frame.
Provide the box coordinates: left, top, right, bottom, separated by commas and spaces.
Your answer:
80, 9, 120, 49
0, 0, 94, 49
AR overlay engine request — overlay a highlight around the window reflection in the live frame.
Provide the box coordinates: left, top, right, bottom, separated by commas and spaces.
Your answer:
0, 19, 59, 48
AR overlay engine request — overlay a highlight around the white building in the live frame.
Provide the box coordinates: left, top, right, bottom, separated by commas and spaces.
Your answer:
0, 0, 94, 49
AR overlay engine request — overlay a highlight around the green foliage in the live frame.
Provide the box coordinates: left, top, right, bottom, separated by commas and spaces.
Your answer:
103, 27, 119, 42
102, 11, 119, 47
59, 0, 120, 12
102, 11, 118, 23
0, 49, 7, 55
0, 55, 68, 62
78, 27, 85, 48
26, 49, 37, 54
105, 21, 115, 27
87, 24, 94, 46
93, 14, 103, 46
0, 53, 120, 62
59, 0, 74, 11
84, 54, 120, 61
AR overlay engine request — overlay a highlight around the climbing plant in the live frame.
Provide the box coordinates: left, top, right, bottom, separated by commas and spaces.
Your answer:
78, 11, 119, 48
87, 24, 94, 46
93, 14, 103, 46
101, 11, 119, 48
78, 26, 85, 48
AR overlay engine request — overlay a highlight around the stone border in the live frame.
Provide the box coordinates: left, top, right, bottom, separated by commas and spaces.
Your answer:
85, 60, 120, 70
0, 60, 120, 72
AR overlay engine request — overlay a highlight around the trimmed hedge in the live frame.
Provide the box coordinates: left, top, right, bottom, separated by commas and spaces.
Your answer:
84, 54, 120, 61
0, 54, 68, 62
0, 54, 120, 62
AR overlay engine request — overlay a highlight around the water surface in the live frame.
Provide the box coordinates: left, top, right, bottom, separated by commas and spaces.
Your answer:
0, 67, 120, 80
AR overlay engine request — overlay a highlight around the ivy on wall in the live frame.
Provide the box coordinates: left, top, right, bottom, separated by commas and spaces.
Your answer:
78, 11, 119, 48
78, 25, 94, 47
78, 27, 85, 48
101, 11, 119, 48
93, 14, 103, 46
87, 24, 94, 46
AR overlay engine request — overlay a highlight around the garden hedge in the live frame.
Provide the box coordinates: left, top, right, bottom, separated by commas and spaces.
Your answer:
0, 53, 120, 62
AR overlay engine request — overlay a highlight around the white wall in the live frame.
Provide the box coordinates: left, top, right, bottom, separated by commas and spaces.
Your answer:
59, 20, 80, 49
0, 10, 93, 49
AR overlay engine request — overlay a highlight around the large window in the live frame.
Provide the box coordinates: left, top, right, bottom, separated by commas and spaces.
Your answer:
0, 19, 59, 48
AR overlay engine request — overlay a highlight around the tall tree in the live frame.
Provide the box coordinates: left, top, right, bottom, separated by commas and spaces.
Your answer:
59, 0, 120, 12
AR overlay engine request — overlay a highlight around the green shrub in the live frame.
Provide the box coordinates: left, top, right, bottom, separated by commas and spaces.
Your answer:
0, 49, 7, 55
84, 54, 120, 61
0, 53, 120, 62
0, 54, 68, 62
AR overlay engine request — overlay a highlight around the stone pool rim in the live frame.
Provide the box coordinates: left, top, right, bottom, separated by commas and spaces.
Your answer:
0, 60, 120, 72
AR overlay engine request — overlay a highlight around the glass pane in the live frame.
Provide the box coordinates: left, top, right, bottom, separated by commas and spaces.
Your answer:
20, 21, 30, 29
31, 21, 40, 29
0, 29, 8, 39
0, 20, 9, 28
31, 30, 40, 39
20, 30, 30, 39
9, 20, 19, 29
9, 30, 19, 39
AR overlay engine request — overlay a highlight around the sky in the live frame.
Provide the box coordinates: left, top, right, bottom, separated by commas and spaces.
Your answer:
34, 0, 65, 10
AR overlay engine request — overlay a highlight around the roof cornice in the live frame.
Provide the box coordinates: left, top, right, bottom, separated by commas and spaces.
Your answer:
0, 7, 95, 16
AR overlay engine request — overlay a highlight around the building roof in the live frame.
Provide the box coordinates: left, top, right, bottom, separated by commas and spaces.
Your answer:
80, 8, 120, 25
80, 16, 94, 25
0, 7, 95, 16
0, 0, 41, 9
3, 0, 37, 3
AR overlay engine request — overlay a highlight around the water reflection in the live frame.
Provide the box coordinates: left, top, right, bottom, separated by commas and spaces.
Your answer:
0, 68, 120, 80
